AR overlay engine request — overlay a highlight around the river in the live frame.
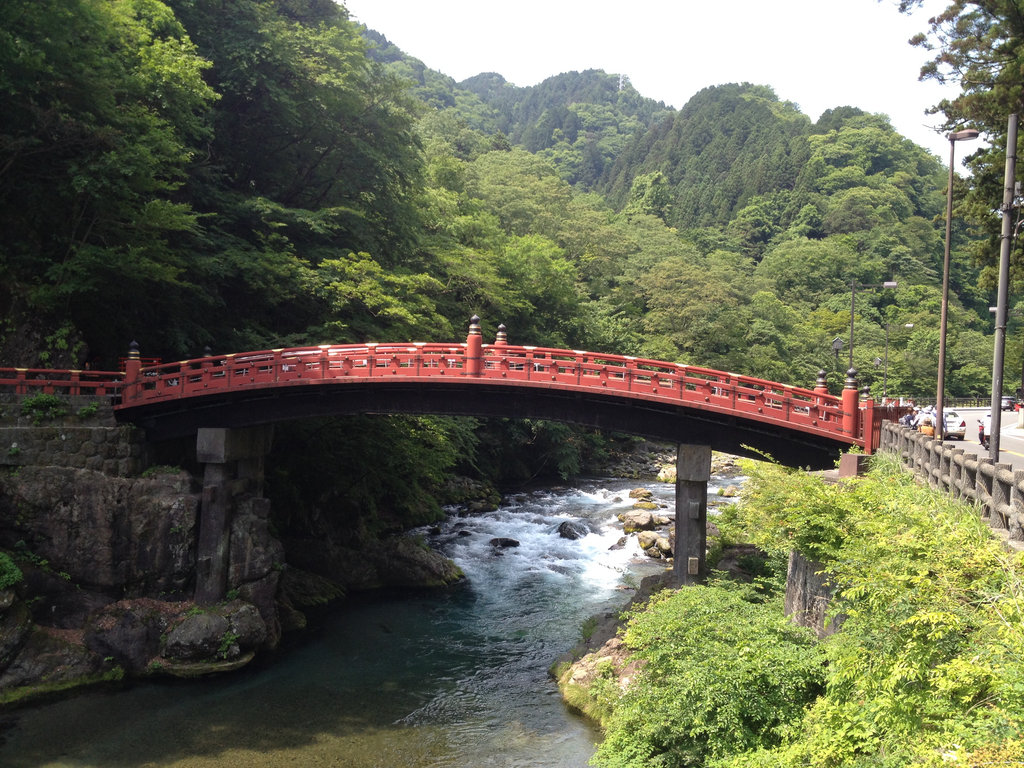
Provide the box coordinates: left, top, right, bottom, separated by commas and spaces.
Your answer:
0, 474, 737, 767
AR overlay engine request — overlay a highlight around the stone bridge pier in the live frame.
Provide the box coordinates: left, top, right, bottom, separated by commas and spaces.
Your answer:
195, 425, 274, 604
674, 443, 711, 586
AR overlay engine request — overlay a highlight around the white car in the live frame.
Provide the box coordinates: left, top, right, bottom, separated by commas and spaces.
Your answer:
942, 410, 967, 440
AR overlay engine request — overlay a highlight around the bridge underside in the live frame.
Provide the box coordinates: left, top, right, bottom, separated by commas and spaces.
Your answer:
118, 380, 847, 469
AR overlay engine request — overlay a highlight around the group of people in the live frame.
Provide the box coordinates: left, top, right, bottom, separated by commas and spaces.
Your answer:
898, 404, 991, 447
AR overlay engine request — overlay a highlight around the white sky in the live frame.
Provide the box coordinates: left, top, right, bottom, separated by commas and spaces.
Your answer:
342, 0, 963, 163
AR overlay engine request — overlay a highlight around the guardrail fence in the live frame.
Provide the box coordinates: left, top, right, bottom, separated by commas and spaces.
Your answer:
879, 422, 1024, 543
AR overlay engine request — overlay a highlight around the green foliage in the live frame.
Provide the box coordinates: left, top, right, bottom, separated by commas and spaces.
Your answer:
0, 552, 24, 590
20, 394, 67, 425
217, 630, 240, 659
266, 415, 474, 538
76, 402, 99, 420
140, 465, 181, 478
592, 584, 824, 768
711, 453, 1024, 767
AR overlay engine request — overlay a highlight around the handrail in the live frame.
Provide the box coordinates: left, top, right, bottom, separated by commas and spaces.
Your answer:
111, 341, 860, 447
0, 326, 883, 450
0, 368, 123, 397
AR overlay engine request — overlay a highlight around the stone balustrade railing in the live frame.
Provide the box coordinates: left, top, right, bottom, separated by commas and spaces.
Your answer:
879, 422, 1024, 543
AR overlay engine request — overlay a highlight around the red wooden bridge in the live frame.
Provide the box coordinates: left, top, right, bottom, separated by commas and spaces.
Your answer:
0, 318, 889, 469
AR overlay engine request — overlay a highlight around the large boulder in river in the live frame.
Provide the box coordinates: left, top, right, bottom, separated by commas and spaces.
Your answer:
557, 520, 589, 540
490, 537, 520, 549
160, 600, 267, 672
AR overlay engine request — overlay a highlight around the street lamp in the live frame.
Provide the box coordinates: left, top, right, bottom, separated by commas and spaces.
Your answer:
832, 336, 844, 365
937, 127, 980, 443
848, 280, 897, 369
878, 322, 914, 401
989, 115, 1020, 460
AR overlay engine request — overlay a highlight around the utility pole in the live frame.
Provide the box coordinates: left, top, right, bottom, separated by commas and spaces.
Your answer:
990, 113, 1018, 460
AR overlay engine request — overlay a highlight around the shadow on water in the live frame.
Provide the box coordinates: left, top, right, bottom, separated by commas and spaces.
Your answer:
0, 589, 604, 768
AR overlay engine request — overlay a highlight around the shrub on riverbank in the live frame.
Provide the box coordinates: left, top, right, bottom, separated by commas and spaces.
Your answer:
591, 584, 824, 767
716, 453, 1024, 766
591, 454, 1024, 767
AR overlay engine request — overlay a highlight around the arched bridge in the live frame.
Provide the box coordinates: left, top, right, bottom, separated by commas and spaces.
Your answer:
0, 318, 895, 591
2, 318, 888, 470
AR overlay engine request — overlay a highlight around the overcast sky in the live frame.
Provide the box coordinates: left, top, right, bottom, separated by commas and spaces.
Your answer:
342, 0, 963, 163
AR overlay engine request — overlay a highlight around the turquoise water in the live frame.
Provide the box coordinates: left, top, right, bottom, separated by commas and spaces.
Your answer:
0, 479, 683, 767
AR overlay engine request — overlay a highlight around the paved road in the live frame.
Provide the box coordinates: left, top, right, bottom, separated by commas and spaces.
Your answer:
940, 406, 1024, 472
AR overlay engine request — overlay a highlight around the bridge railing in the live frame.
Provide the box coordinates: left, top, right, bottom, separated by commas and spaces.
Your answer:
114, 341, 855, 444
0, 368, 123, 397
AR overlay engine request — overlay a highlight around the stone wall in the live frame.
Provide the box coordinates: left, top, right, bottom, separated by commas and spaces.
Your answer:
0, 394, 147, 476
0, 394, 283, 701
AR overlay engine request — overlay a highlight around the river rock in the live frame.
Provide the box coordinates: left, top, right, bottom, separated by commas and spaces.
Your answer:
84, 599, 174, 672
0, 600, 32, 668
557, 520, 589, 540
160, 600, 267, 666
628, 488, 653, 501
621, 510, 655, 533
490, 537, 520, 548
636, 531, 660, 550
0, 626, 111, 694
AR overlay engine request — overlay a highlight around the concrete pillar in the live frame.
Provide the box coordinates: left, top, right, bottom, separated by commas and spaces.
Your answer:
674, 443, 712, 586
195, 425, 273, 604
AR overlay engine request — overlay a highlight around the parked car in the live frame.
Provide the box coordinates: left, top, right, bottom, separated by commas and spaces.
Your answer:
942, 410, 967, 440
1002, 395, 1016, 411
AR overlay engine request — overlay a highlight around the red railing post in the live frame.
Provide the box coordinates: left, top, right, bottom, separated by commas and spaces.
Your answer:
842, 368, 859, 437
123, 341, 142, 401
465, 315, 483, 376
862, 390, 877, 453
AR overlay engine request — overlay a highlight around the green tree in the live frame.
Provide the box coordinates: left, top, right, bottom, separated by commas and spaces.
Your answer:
0, 0, 218, 365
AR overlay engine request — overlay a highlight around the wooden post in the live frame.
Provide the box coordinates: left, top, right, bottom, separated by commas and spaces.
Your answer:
123, 341, 141, 401
674, 443, 712, 586
842, 368, 859, 437
465, 315, 483, 376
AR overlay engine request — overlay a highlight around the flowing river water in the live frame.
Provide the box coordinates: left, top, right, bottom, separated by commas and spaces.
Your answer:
0, 474, 739, 767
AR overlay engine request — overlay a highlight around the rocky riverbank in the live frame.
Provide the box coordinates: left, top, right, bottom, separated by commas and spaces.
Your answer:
0, 459, 471, 706
550, 453, 753, 726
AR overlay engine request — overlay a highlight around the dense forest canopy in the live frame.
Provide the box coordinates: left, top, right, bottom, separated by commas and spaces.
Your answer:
1, 0, 1022, 504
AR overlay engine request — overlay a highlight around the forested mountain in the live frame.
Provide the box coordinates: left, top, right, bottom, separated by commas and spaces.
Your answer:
0, 0, 1005, 504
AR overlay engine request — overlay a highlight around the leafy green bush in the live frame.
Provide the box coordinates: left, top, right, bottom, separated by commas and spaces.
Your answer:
20, 393, 67, 425
711, 453, 1024, 767
0, 552, 24, 590
592, 584, 824, 768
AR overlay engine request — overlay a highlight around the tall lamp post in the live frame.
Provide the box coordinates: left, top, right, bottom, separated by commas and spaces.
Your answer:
989, 114, 1018, 460
937, 127, 980, 443
848, 280, 897, 369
